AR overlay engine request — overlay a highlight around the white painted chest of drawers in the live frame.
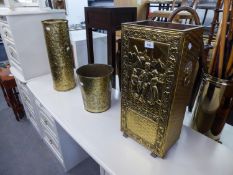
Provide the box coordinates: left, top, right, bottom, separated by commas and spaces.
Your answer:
0, 8, 89, 171
16, 79, 88, 171
0, 8, 65, 82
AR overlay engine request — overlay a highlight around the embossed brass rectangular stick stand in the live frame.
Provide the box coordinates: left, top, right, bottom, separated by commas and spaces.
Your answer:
121, 21, 203, 158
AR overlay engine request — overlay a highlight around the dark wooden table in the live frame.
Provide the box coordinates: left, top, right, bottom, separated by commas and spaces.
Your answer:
85, 7, 137, 87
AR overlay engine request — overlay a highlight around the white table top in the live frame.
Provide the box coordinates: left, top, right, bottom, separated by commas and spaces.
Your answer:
27, 74, 233, 175
184, 111, 233, 151
69, 30, 107, 42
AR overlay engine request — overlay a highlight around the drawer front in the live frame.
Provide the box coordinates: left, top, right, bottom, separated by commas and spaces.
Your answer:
0, 16, 7, 23
21, 89, 31, 102
20, 84, 31, 100
35, 99, 58, 138
17, 83, 36, 120
9, 59, 23, 74
4, 39, 20, 64
17, 81, 25, 89
19, 86, 33, 106
39, 109, 58, 138
29, 116, 40, 132
42, 123, 60, 151
17, 81, 27, 98
18, 82, 32, 99
35, 99, 57, 129
34, 99, 63, 165
15, 80, 26, 105
24, 99, 34, 115
25, 106, 34, 120
0, 23, 14, 42
22, 94, 36, 120
44, 135, 64, 165
26, 107, 39, 130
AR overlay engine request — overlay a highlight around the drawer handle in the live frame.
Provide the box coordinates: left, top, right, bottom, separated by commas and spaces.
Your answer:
10, 51, 15, 58
0, 16, 5, 21
36, 101, 42, 108
44, 120, 48, 125
4, 31, 8, 37
24, 96, 29, 101
28, 112, 32, 118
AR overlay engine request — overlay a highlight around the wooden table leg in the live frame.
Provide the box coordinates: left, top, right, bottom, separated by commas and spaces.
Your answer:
86, 27, 94, 64
5, 88, 20, 121
146, 3, 150, 20
0, 83, 10, 107
0, 68, 24, 121
107, 30, 116, 88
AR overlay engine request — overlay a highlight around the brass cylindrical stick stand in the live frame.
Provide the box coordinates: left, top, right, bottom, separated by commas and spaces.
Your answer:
192, 73, 233, 140
42, 19, 76, 91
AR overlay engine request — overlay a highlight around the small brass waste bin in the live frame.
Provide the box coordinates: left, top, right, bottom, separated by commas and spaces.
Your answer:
76, 64, 113, 113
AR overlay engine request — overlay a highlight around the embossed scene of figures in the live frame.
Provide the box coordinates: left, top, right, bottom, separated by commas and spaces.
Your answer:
128, 38, 168, 106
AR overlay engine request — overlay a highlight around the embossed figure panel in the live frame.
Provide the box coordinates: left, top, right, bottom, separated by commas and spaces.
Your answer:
128, 38, 169, 115
121, 21, 203, 157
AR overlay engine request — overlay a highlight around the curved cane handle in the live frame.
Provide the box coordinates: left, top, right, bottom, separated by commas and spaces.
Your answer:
167, 6, 201, 25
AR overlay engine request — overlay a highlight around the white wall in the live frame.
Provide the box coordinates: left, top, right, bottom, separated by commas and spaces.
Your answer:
66, 0, 88, 25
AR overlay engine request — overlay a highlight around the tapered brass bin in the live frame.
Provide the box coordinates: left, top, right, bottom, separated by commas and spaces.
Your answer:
76, 64, 113, 113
